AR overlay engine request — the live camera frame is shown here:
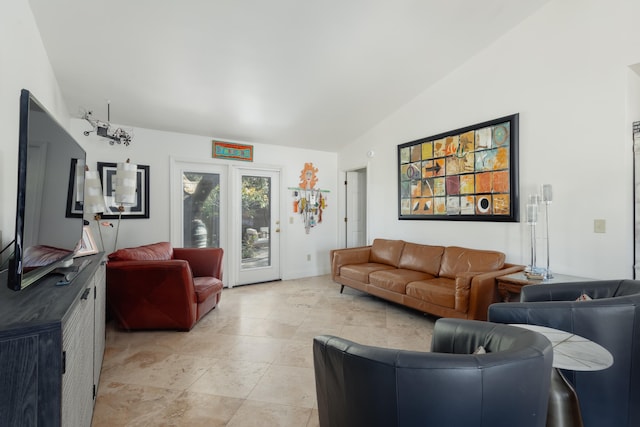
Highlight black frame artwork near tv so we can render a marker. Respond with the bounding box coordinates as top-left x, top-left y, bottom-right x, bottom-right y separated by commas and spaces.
0, 89, 87, 291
